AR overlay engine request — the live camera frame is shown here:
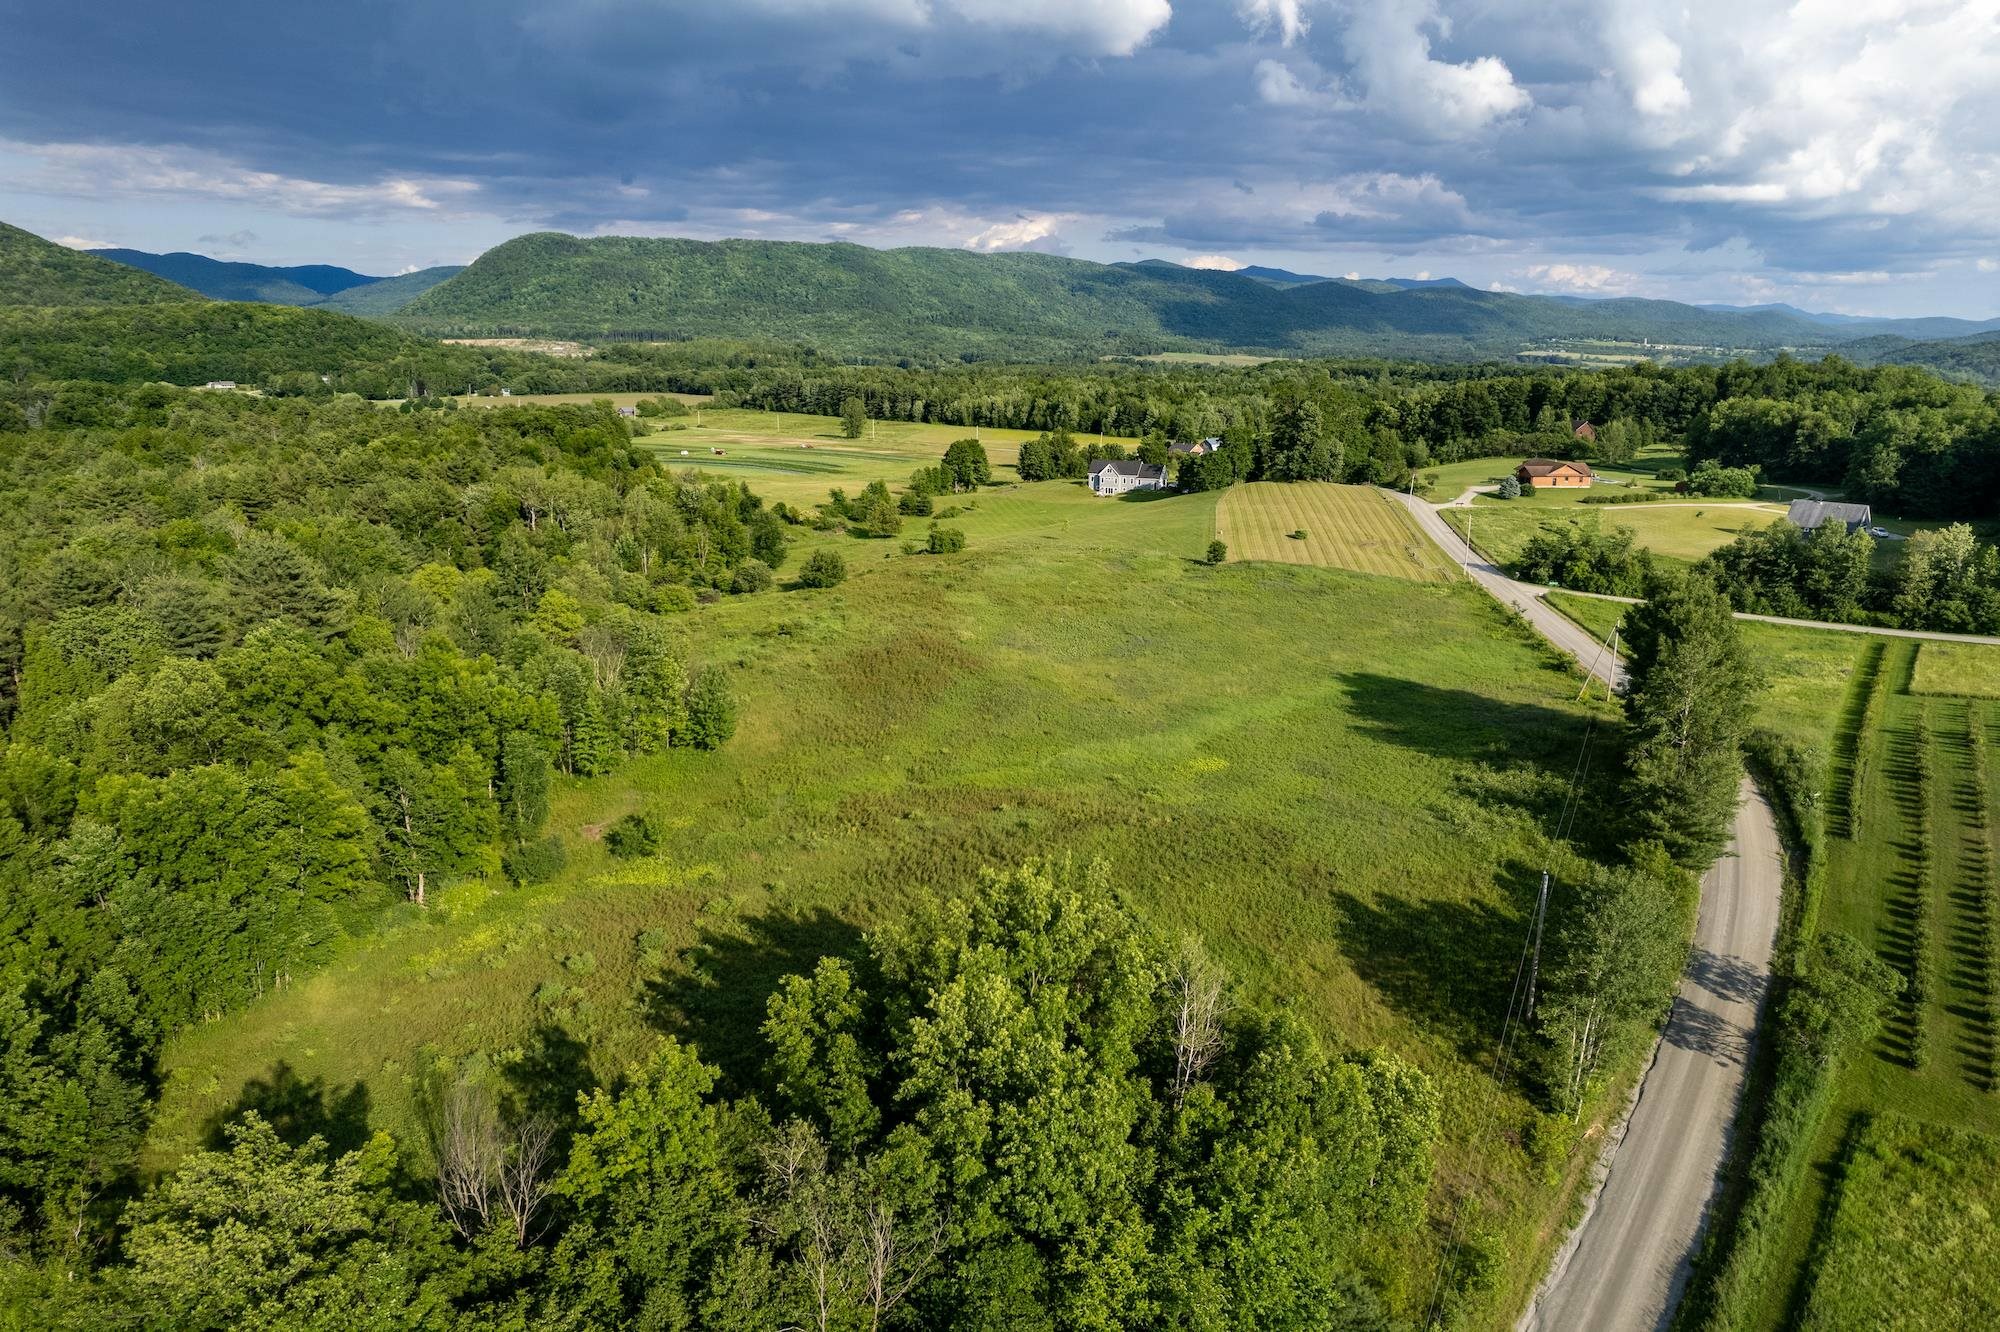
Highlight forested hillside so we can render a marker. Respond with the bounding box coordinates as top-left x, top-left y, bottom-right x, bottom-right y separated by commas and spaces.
0, 223, 199, 307
310, 264, 464, 315
86, 249, 378, 304
396, 232, 1851, 360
